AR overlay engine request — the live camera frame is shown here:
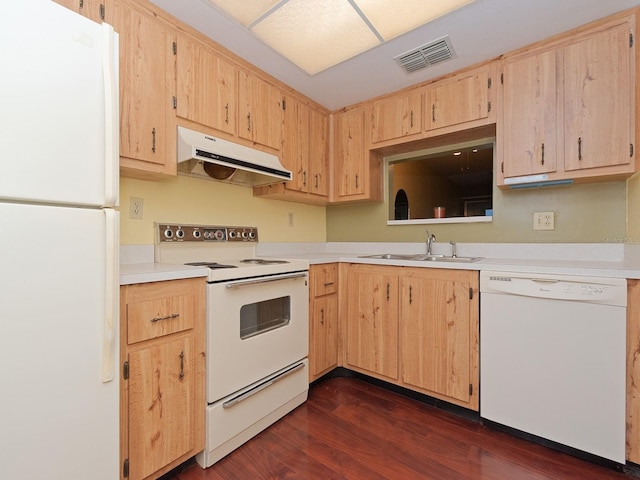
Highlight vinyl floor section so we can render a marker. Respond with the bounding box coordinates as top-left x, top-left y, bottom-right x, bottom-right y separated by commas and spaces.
168, 376, 627, 480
